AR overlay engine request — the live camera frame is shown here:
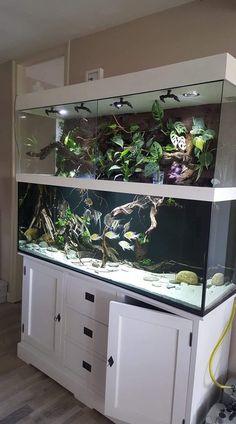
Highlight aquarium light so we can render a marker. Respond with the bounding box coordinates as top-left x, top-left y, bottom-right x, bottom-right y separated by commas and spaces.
59, 109, 68, 116
110, 97, 133, 109
182, 90, 200, 97
20, 114, 27, 119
